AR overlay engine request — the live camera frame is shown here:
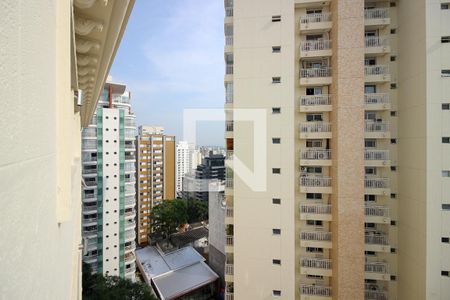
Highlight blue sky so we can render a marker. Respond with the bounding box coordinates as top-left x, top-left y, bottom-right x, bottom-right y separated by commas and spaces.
110, 0, 225, 146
